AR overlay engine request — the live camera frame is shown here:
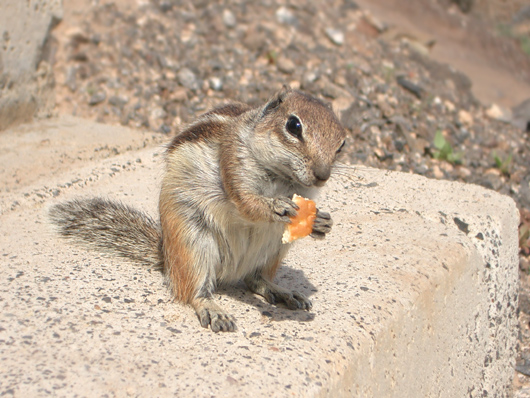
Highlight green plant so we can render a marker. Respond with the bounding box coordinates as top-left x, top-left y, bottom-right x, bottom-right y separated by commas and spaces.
86, 84, 96, 96
521, 35, 530, 56
381, 64, 395, 83
493, 152, 513, 175
266, 49, 278, 64
432, 130, 462, 164
496, 24, 530, 58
